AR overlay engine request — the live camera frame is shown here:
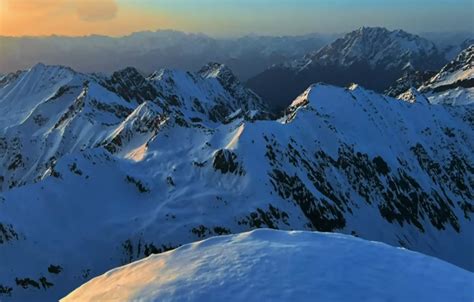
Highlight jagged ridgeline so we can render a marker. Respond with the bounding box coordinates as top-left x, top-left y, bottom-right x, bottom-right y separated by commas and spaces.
247, 27, 448, 110
0, 47, 472, 301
